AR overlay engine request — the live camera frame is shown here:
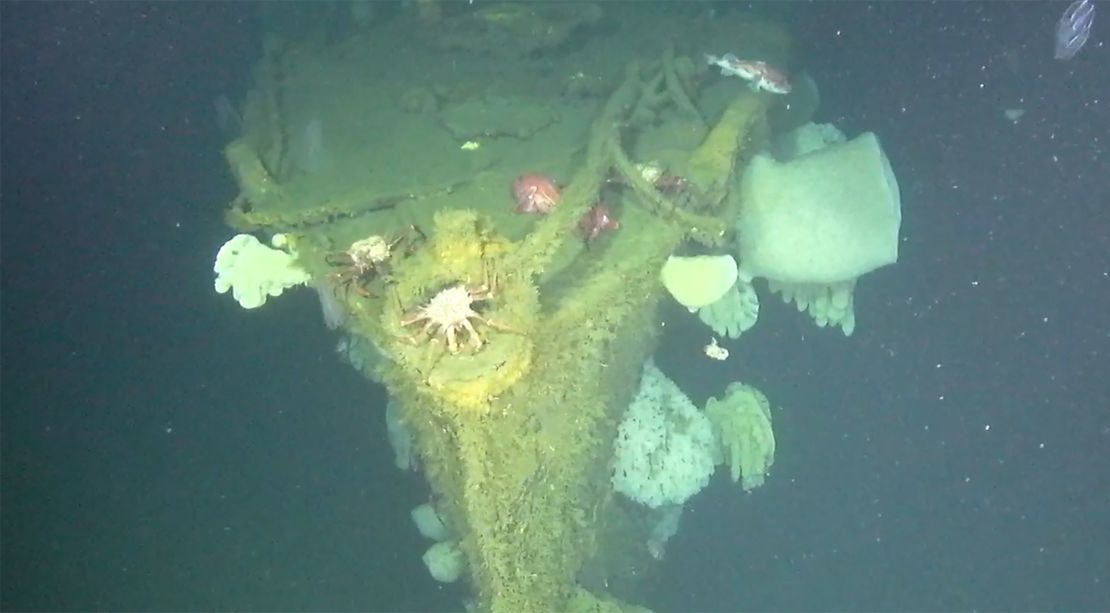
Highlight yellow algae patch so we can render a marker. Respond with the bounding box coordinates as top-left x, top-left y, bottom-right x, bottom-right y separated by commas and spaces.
384, 208, 539, 412
685, 92, 769, 208
428, 209, 510, 282
425, 333, 533, 410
